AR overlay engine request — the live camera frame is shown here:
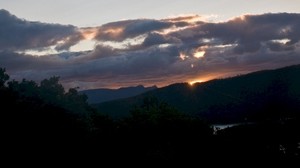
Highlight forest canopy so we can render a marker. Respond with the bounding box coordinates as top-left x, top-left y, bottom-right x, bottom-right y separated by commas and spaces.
0, 67, 299, 163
